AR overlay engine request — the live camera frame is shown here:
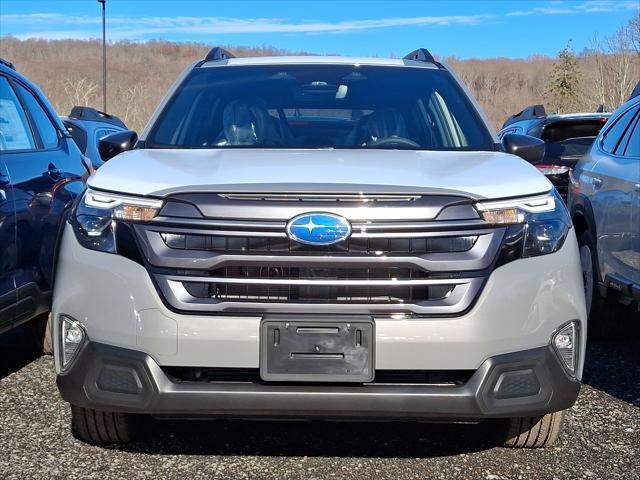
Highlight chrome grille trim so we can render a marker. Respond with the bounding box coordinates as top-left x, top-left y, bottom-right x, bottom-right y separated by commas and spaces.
135, 226, 503, 272
162, 275, 469, 287
151, 217, 488, 232
157, 230, 485, 242
153, 218, 285, 230
218, 193, 423, 202
157, 275, 484, 315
